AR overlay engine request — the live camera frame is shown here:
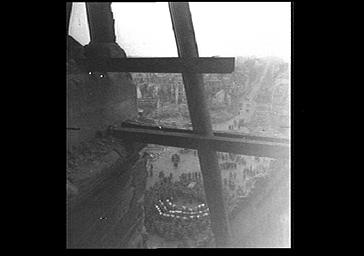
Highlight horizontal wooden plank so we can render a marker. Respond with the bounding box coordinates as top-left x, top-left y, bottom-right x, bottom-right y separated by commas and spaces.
107, 127, 290, 159
119, 121, 290, 144
77, 57, 235, 73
